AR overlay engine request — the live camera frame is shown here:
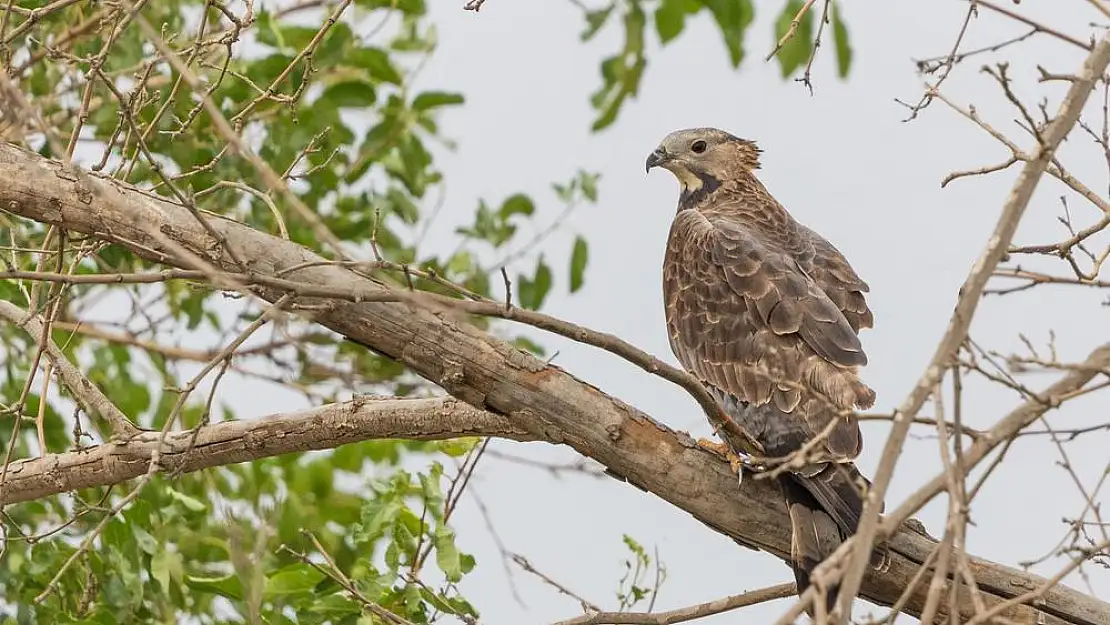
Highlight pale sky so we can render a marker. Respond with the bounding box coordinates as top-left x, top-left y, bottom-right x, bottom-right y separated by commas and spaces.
188, 0, 1110, 622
